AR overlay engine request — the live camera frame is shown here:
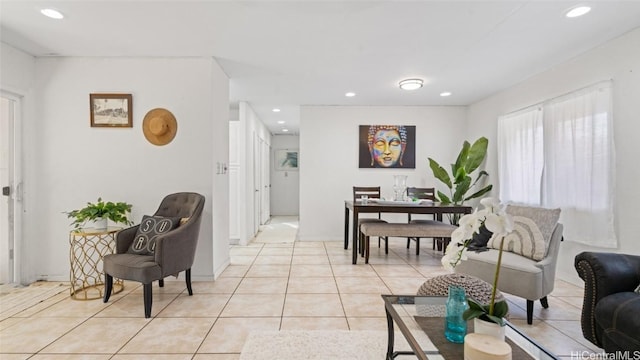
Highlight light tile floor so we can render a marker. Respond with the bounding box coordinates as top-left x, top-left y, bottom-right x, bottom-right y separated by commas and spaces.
0, 216, 601, 359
